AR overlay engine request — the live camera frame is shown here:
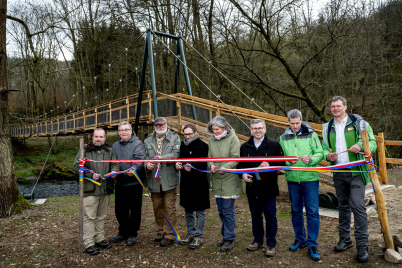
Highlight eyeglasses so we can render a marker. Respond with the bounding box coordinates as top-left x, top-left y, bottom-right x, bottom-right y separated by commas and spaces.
118, 128, 131, 133
154, 123, 166, 127
183, 132, 194, 137
251, 127, 264, 131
